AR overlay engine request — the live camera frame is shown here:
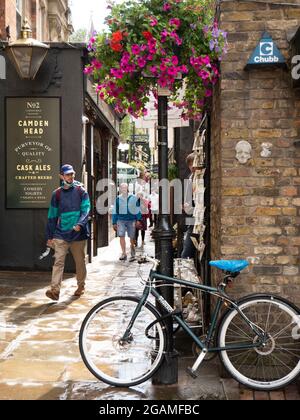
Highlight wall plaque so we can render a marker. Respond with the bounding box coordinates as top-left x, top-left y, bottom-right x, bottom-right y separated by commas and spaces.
245, 32, 286, 70
6, 97, 61, 208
